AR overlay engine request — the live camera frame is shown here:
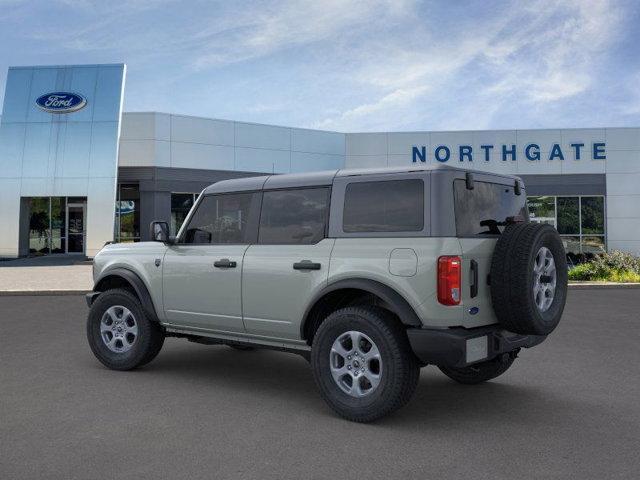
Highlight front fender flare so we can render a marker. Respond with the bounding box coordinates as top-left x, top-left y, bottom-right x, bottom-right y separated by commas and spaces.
92, 267, 159, 321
